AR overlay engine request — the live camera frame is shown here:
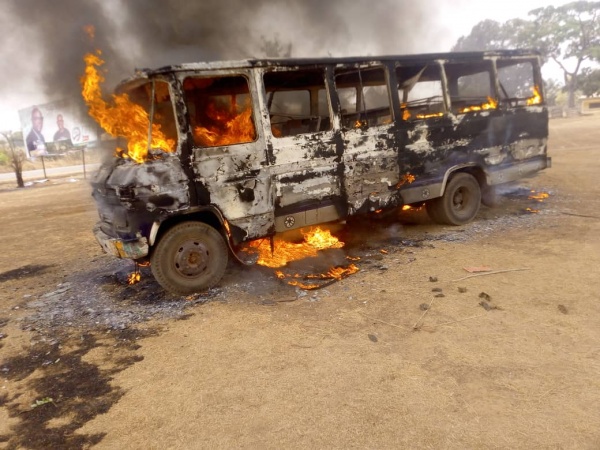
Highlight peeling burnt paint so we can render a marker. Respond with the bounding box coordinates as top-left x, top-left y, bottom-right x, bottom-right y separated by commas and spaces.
92, 151, 190, 258
93, 49, 550, 271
